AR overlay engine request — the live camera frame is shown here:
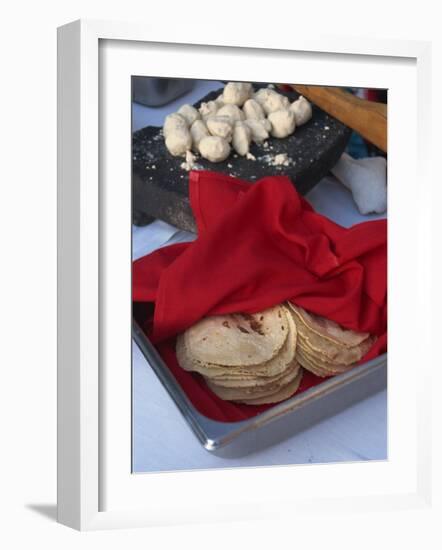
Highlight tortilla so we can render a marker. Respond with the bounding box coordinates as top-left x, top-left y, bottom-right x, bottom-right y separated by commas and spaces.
290, 314, 372, 365
297, 332, 375, 366
288, 303, 370, 348
183, 305, 289, 366
207, 365, 295, 388
177, 306, 296, 379
295, 352, 330, 377
237, 369, 303, 405
297, 334, 375, 370
206, 361, 300, 400
296, 347, 356, 377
